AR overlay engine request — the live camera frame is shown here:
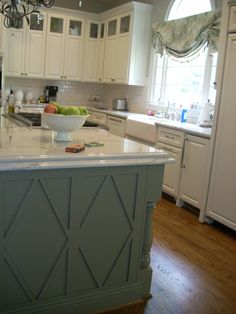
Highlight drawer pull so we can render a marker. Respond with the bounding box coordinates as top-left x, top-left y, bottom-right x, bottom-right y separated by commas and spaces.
166, 135, 175, 140
109, 117, 122, 123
